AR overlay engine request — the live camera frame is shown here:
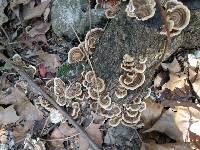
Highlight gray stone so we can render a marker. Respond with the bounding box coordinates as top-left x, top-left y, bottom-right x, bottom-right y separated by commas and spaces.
51, 0, 106, 38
